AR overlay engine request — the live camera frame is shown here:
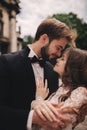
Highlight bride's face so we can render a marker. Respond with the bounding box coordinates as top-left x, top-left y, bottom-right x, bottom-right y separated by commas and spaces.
53, 52, 68, 76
